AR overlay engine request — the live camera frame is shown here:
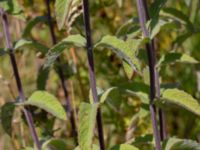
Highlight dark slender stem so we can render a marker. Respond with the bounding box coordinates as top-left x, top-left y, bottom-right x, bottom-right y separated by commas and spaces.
0, 8, 41, 150
136, 0, 164, 149
82, 1, 105, 150
45, 0, 78, 144
141, 0, 167, 141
